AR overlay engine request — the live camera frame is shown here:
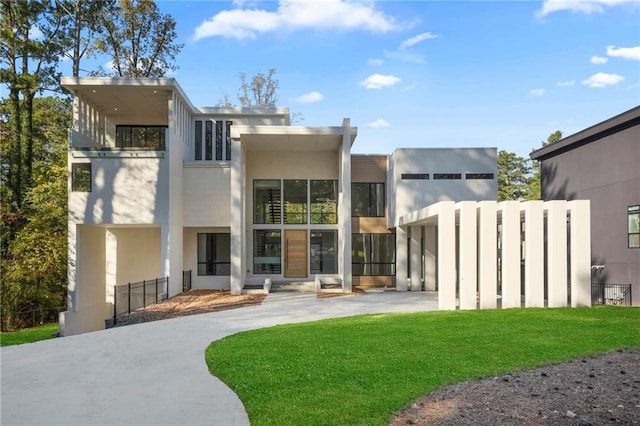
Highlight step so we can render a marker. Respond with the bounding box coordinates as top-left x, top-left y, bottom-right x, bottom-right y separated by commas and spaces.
270, 281, 316, 292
